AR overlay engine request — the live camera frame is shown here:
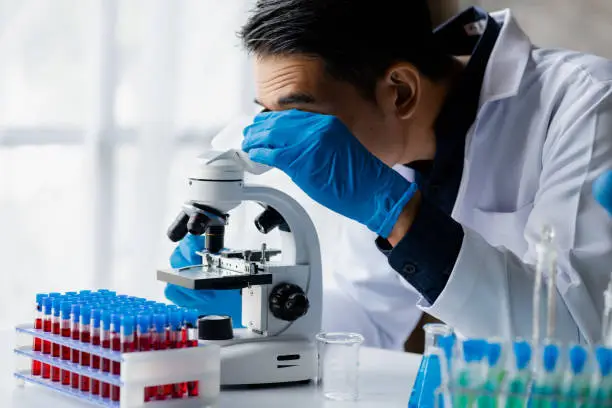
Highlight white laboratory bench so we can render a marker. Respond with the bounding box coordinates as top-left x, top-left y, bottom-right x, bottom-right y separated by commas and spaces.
3, 330, 420, 408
